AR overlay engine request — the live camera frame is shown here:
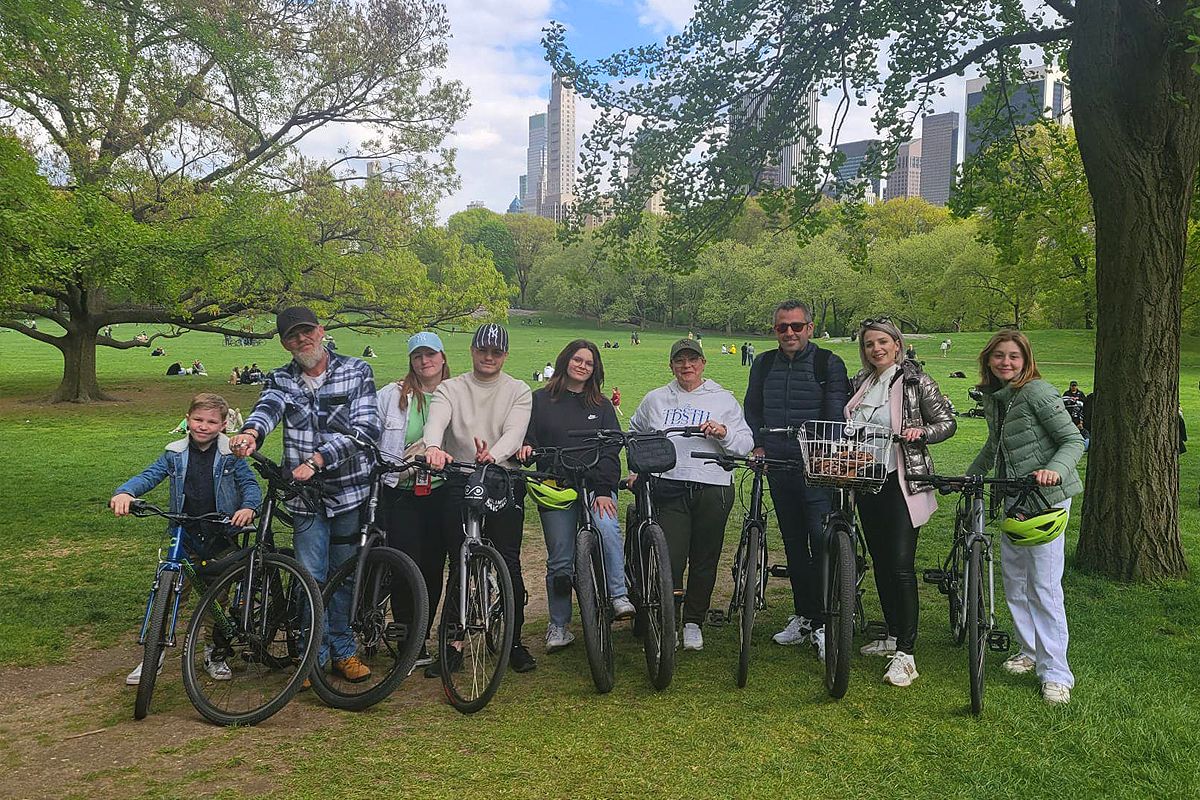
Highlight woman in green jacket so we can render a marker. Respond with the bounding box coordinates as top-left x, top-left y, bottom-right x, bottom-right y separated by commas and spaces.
968, 330, 1084, 706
